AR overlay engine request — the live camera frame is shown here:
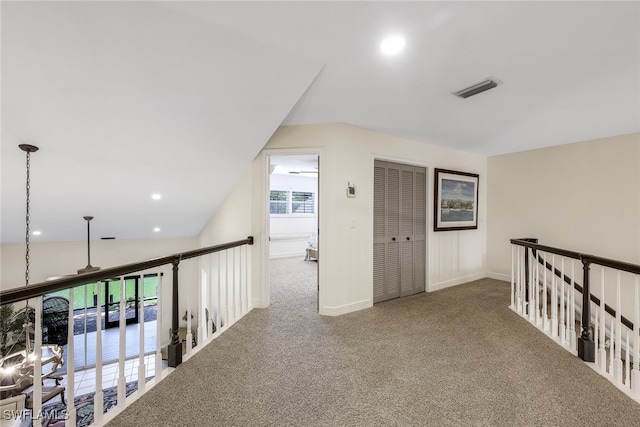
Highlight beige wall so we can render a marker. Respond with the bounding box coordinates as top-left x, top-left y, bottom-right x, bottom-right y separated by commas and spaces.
197, 167, 258, 321
487, 132, 640, 275
202, 123, 488, 315
487, 132, 640, 316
